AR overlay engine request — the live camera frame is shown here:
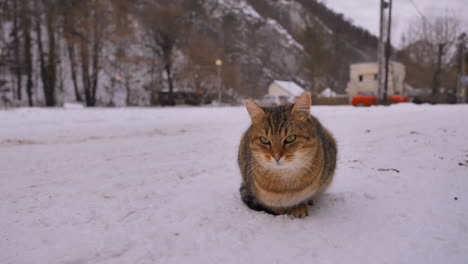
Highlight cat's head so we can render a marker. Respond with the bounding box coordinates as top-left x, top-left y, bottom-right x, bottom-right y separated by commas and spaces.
244, 92, 318, 170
